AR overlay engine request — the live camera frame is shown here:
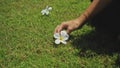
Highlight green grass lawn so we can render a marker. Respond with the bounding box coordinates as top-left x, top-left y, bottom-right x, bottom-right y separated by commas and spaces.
0, 0, 120, 68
